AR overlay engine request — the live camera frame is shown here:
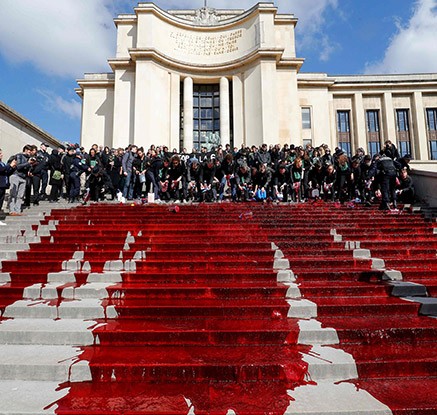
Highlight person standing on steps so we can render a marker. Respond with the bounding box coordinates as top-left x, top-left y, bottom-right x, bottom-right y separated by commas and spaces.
380, 139, 400, 160
376, 154, 401, 211
122, 145, 138, 201
36, 143, 50, 200
0, 148, 17, 221
68, 152, 91, 203
8, 145, 37, 216
48, 148, 64, 203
